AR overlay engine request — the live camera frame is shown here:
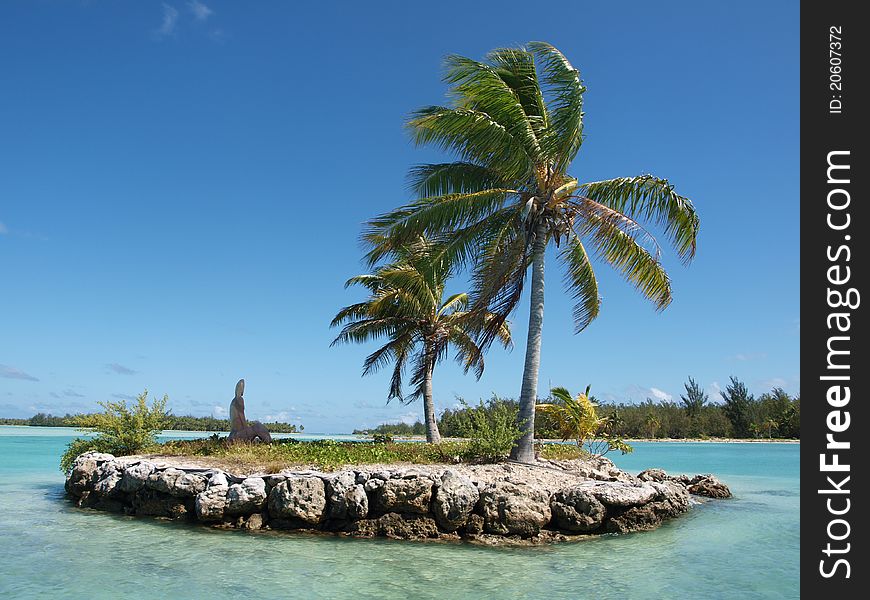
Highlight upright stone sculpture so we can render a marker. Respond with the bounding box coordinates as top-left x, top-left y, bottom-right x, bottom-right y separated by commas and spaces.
227, 379, 272, 443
